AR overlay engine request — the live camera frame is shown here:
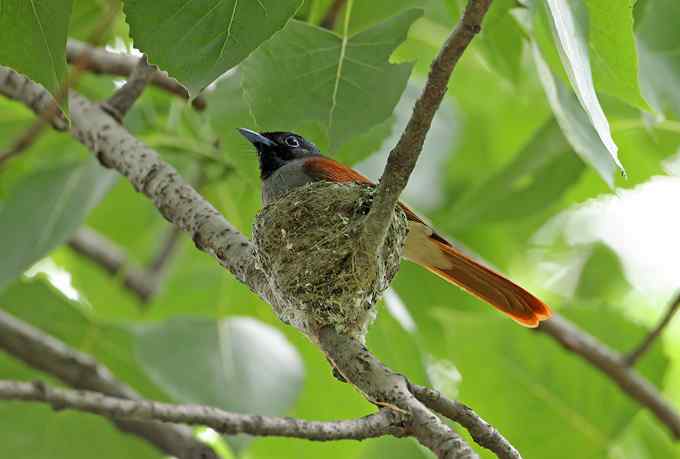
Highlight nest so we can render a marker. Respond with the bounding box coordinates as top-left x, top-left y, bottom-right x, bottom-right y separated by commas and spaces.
253, 181, 408, 341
